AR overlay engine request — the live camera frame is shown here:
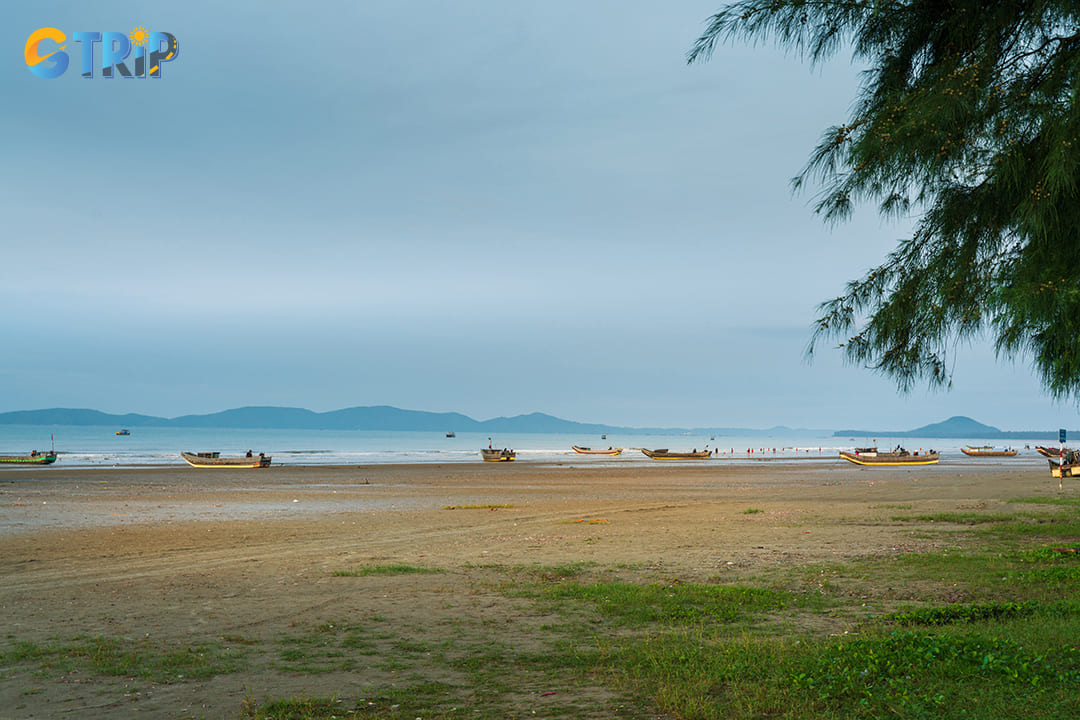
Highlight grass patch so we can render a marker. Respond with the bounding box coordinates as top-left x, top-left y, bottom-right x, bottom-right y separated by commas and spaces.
0, 635, 245, 682
273, 622, 386, 674
742, 508, 763, 514
890, 512, 1017, 524
332, 563, 443, 577
244, 684, 461, 719
1012, 496, 1080, 507
532, 581, 801, 628
882, 600, 1044, 626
